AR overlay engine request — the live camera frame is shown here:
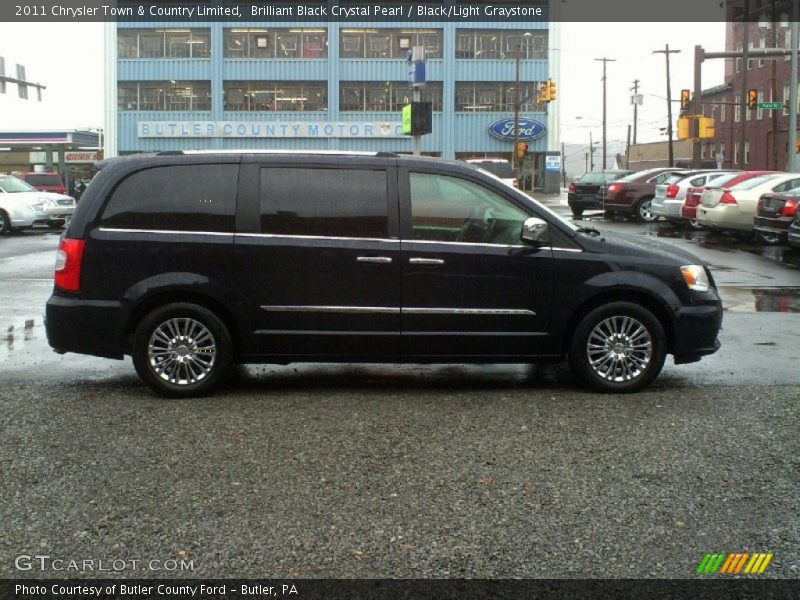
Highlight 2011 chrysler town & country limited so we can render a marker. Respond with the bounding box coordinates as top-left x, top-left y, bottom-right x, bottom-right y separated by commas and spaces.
45, 151, 722, 397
